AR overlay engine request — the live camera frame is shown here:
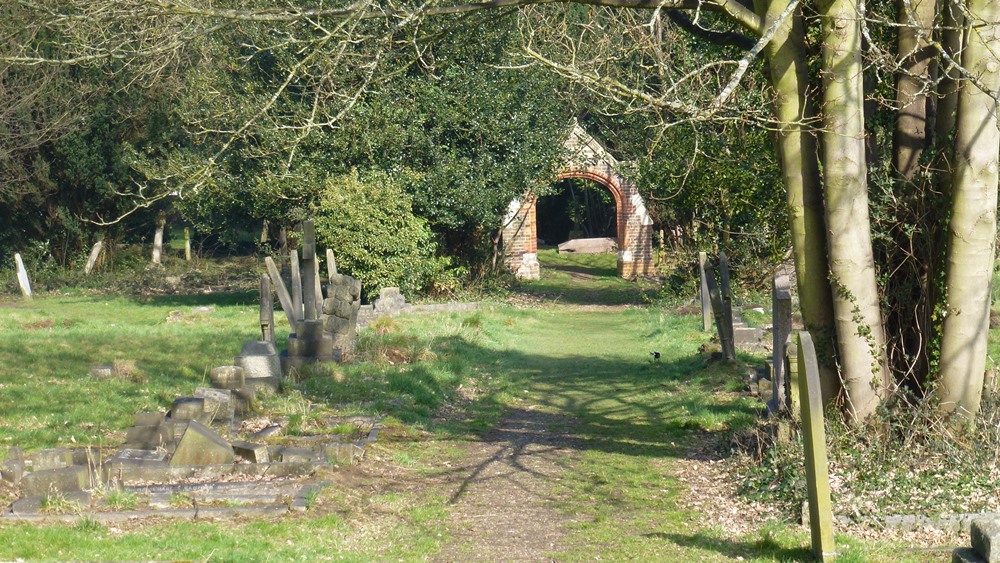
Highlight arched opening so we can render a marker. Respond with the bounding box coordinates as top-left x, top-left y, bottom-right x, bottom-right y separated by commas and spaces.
536, 177, 618, 247
502, 123, 654, 280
